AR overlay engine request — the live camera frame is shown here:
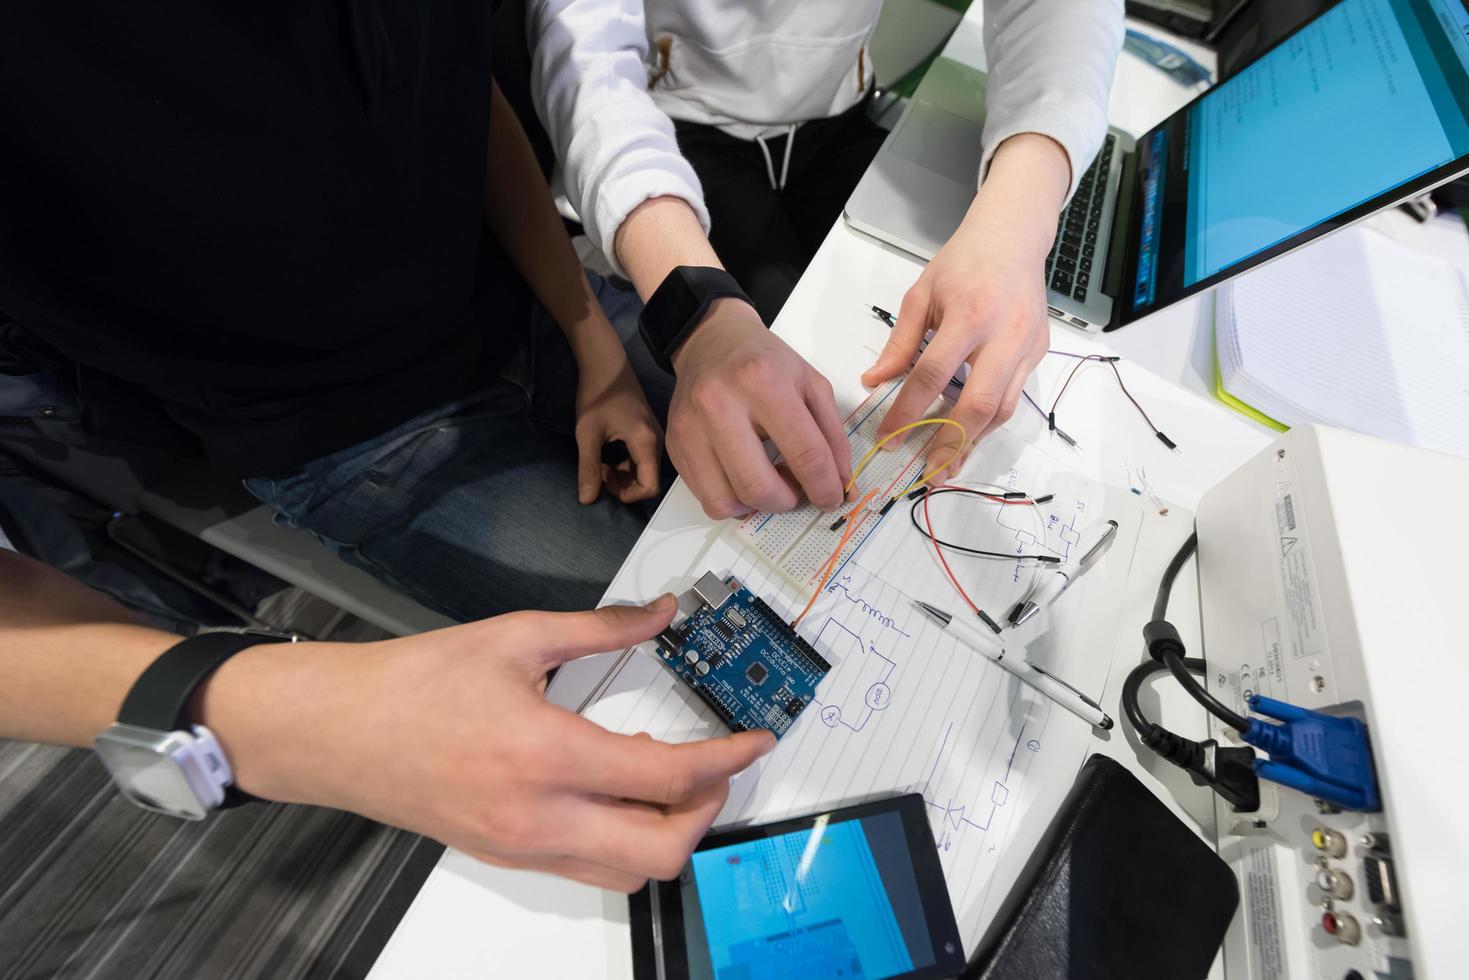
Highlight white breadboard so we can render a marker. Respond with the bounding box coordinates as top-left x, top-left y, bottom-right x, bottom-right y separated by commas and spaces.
733, 378, 942, 587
